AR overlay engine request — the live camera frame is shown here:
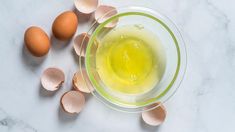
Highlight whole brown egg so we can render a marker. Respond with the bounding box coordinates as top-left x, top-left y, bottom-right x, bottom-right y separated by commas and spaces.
52, 11, 78, 41
24, 26, 50, 57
